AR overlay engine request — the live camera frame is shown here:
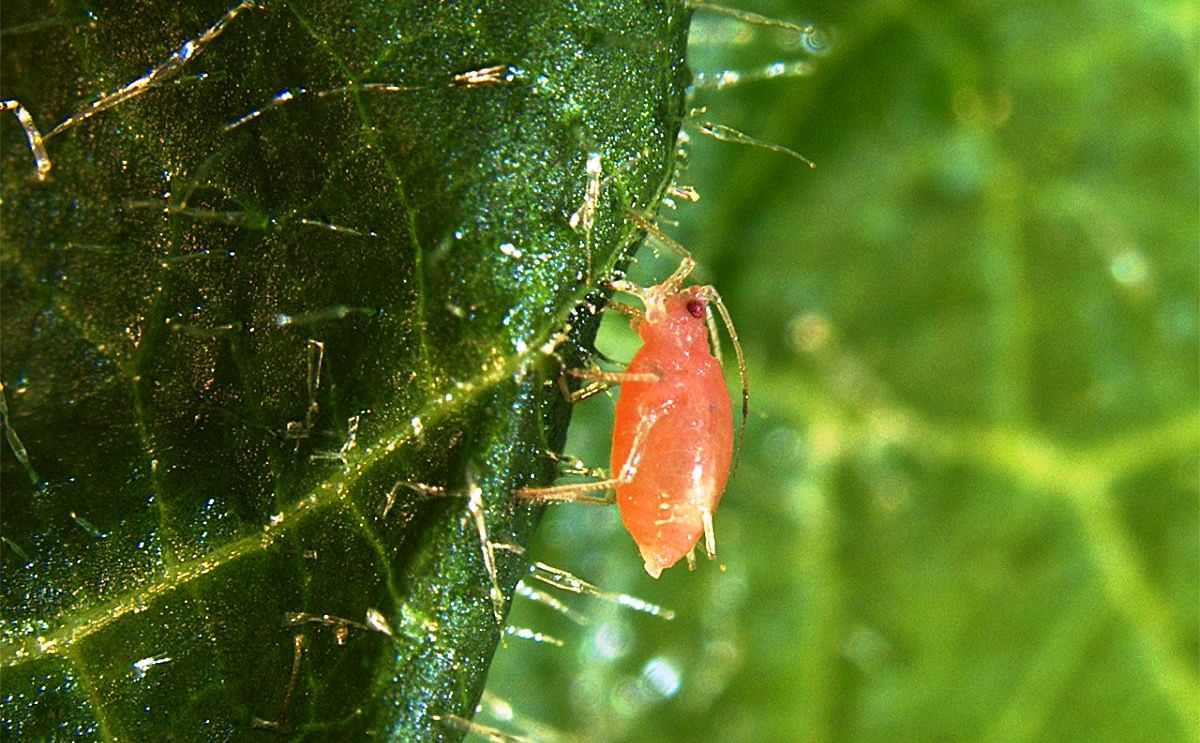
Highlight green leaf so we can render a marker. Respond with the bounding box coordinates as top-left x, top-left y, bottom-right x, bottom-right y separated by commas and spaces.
1, 1, 690, 739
